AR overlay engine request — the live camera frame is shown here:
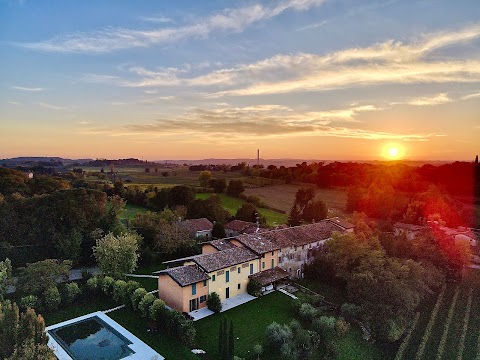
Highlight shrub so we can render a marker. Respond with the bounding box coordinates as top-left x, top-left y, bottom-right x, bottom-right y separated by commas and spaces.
335, 317, 351, 338
149, 299, 167, 322
101, 276, 115, 296
131, 288, 147, 311
177, 318, 196, 347
138, 293, 156, 318
64, 282, 81, 304
43, 286, 61, 310
20, 295, 38, 310
112, 280, 127, 303
298, 303, 316, 324
86, 276, 100, 293
247, 280, 262, 297
206, 292, 222, 313
124, 280, 141, 308
340, 303, 361, 321
265, 322, 293, 348
81, 269, 93, 281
